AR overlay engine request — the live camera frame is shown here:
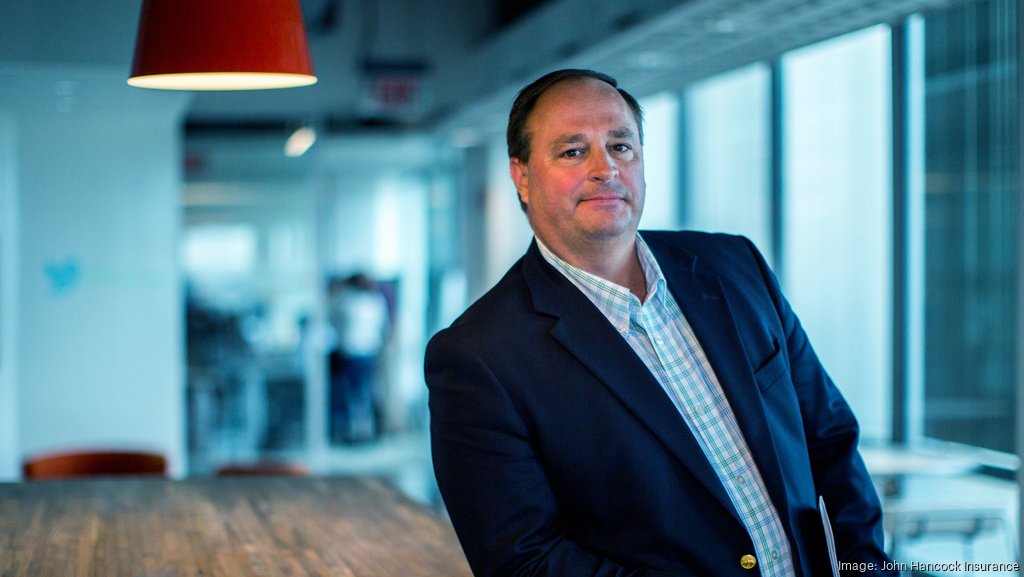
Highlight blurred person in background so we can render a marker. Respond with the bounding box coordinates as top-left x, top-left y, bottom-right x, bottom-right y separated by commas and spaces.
328, 272, 390, 444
